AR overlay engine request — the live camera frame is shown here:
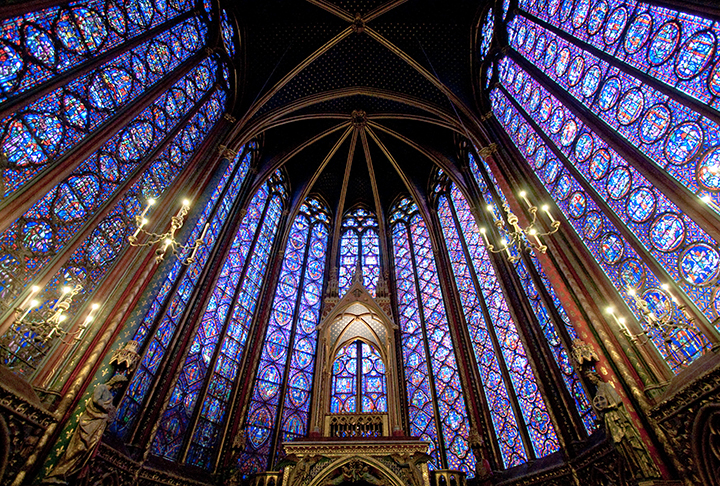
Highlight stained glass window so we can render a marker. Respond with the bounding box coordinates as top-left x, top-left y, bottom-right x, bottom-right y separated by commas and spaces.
329, 340, 387, 415
468, 152, 596, 435
220, 10, 237, 59
390, 198, 475, 476
435, 179, 560, 463
1, 58, 226, 375
338, 207, 379, 297
112, 145, 254, 439
239, 197, 329, 475
1, 16, 207, 198
152, 171, 286, 468
0, 0, 194, 103
482, 0, 719, 369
